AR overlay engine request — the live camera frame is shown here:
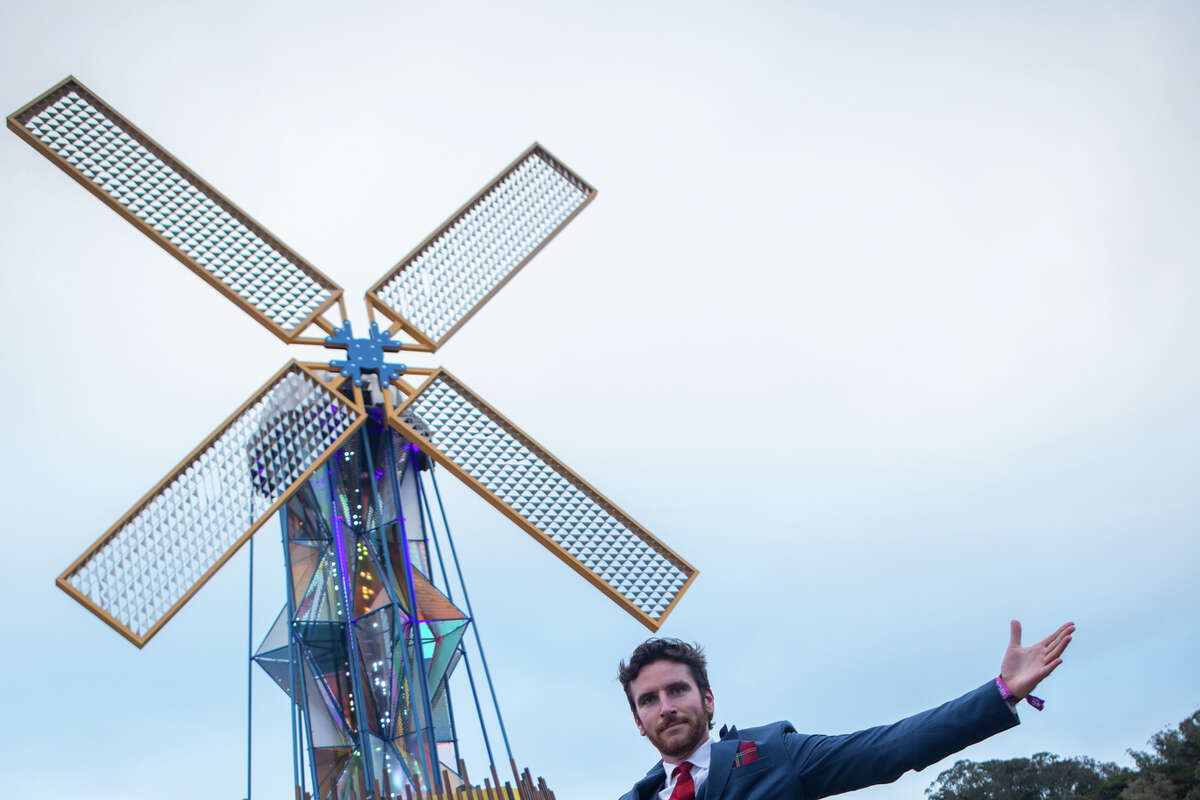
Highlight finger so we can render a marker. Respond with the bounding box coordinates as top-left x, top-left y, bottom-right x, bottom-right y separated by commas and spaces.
1040, 621, 1075, 647
1010, 620, 1022, 648
1038, 629, 1067, 658
1041, 628, 1066, 653
1039, 657, 1064, 679
1050, 625, 1076, 656
1045, 634, 1072, 662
